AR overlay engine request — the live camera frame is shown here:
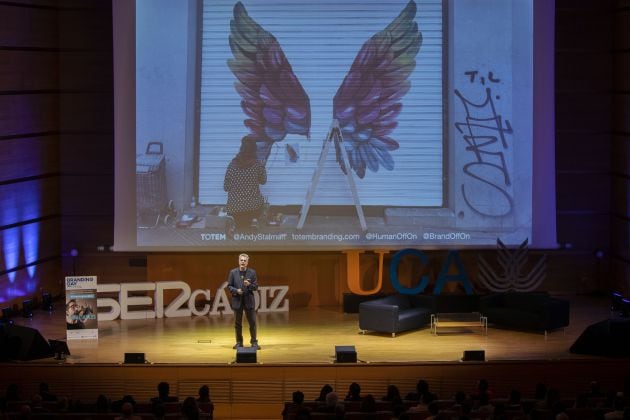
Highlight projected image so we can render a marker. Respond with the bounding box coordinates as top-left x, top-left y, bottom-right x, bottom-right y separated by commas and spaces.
135, 0, 533, 250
